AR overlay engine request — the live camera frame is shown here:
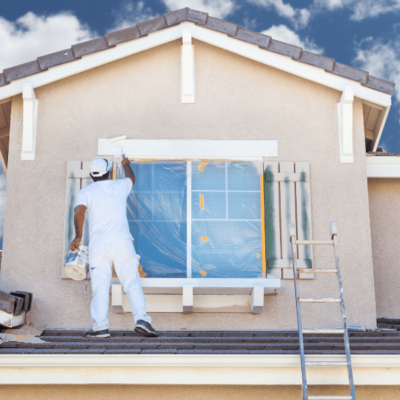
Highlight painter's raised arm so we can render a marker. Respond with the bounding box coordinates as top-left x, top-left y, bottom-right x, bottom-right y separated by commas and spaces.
121, 155, 135, 187
70, 205, 87, 251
